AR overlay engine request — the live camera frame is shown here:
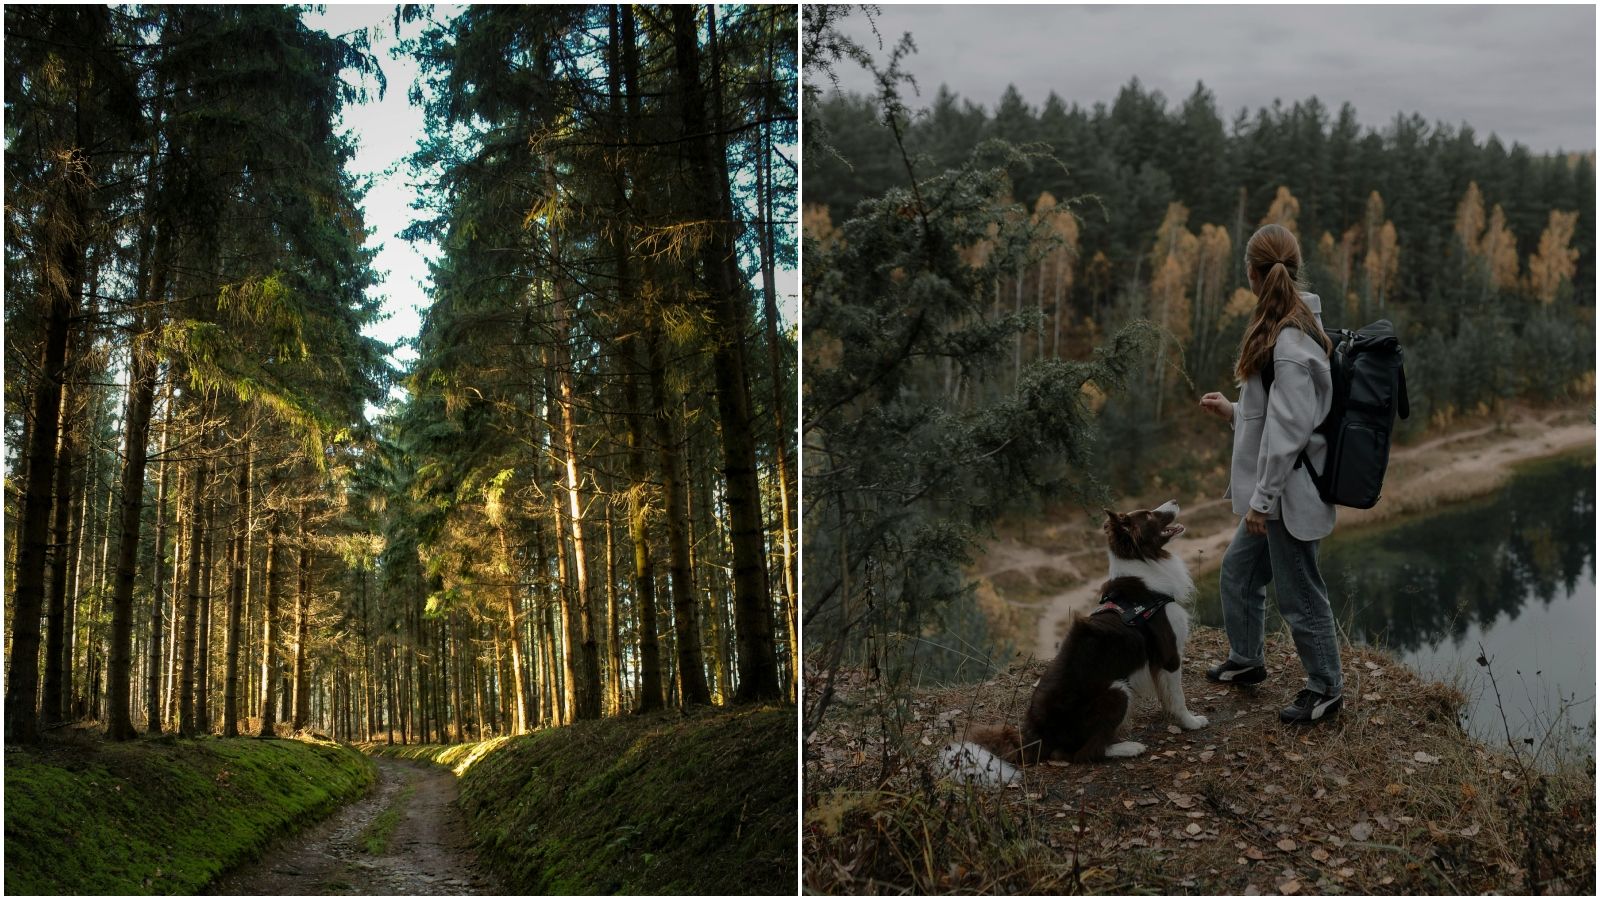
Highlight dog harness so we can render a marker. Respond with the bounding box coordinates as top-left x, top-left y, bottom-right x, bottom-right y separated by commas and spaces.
1091, 588, 1175, 628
